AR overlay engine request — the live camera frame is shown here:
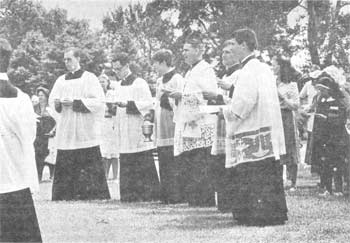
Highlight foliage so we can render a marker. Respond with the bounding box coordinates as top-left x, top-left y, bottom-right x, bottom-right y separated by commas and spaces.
1, 0, 107, 94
